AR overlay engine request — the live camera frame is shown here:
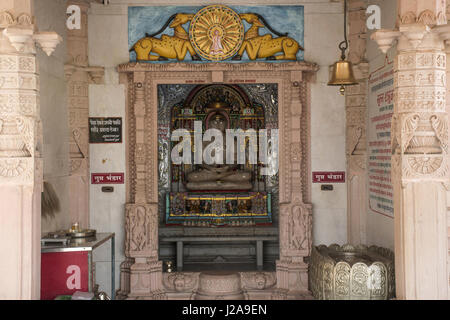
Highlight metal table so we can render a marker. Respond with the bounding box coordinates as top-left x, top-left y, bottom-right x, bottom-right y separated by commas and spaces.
41, 232, 115, 299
